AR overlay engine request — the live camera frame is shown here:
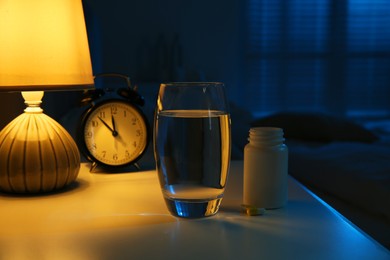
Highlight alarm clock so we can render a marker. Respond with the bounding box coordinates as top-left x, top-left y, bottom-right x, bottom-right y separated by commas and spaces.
78, 73, 150, 172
